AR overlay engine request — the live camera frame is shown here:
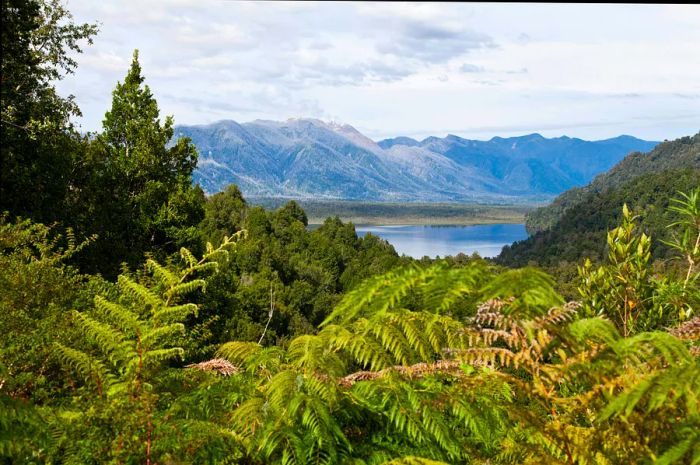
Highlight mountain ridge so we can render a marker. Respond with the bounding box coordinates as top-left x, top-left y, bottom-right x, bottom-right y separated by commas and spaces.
176, 118, 659, 201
